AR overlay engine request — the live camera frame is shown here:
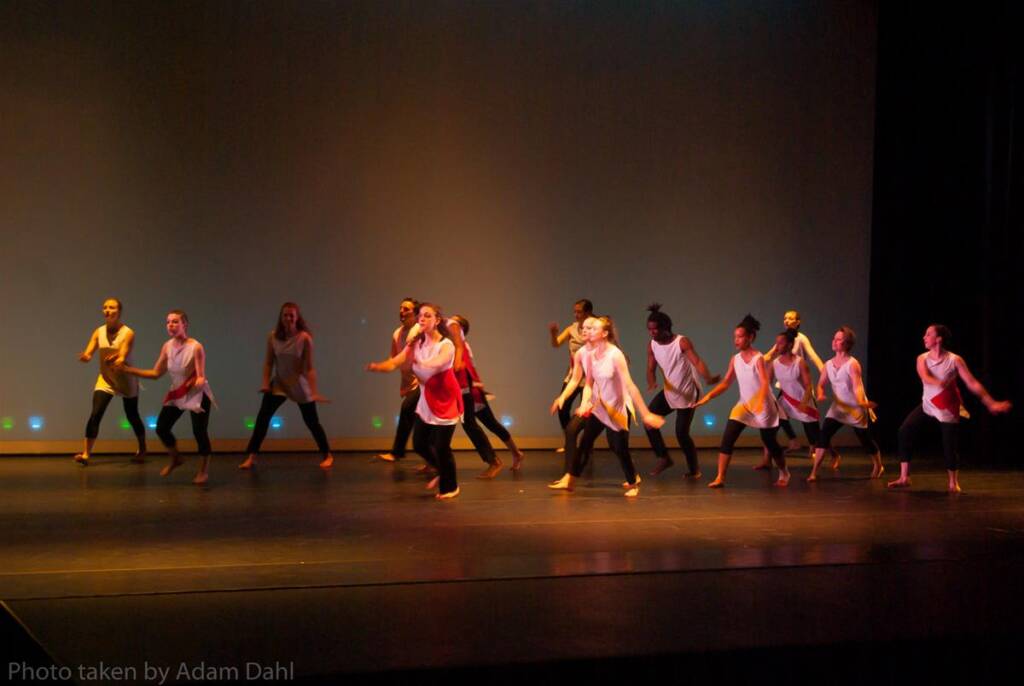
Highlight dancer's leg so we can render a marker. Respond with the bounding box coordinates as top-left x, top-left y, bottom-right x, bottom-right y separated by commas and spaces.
78, 391, 115, 464
240, 393, 286, 469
